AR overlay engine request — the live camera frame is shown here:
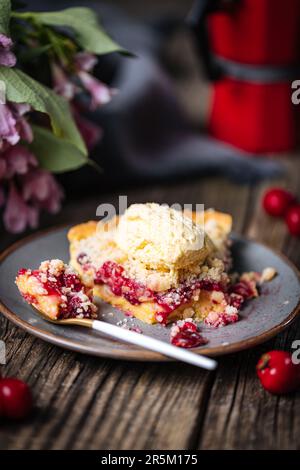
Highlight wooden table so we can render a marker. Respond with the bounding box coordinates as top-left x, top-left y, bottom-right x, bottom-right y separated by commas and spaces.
0, 155, 300, 450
